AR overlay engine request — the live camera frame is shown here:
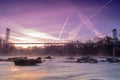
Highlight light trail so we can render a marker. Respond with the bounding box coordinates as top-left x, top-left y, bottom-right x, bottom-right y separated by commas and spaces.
69, 0, 112, 38
67, 0, 102, 39
58, 15, 69, 39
